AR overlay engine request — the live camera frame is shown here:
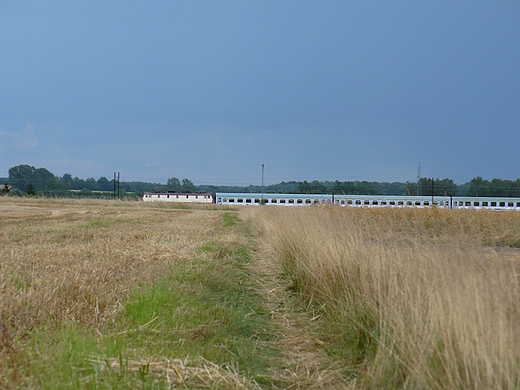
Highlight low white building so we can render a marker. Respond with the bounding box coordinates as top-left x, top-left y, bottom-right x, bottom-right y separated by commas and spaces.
142, 192, 213, 203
